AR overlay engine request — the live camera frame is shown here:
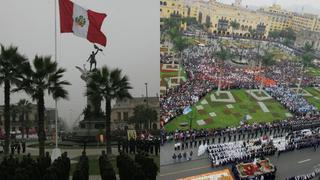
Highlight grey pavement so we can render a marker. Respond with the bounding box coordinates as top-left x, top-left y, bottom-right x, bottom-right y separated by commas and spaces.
161, 129, 287, 166
159, 147, 320, 180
